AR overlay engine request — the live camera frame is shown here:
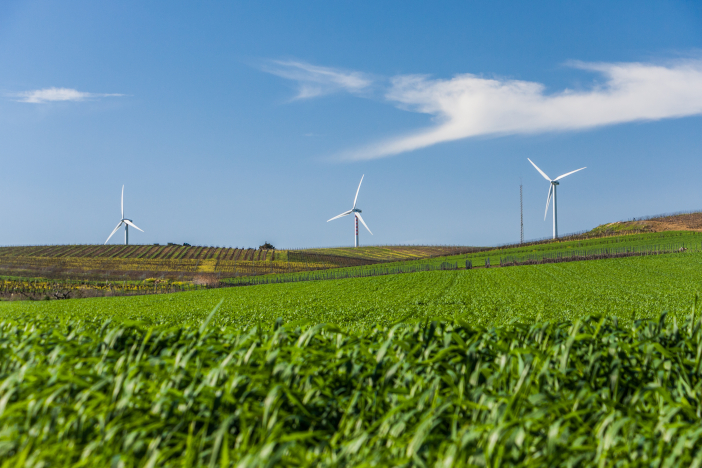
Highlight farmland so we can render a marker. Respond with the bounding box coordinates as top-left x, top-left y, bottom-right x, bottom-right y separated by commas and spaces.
3, 247, 702, 464
0, 244, 475, 263
0, 244, 281, 261
221, 230, 702, 288
302, 244, 481, 261
0, 245, 340, 282
1, 230, 700, 287
3, 229, 702, 465
0, 243, 465, 282
3, 250, 702, 329
0, 230, 699, 300
0, 277, 205, 301
441, 230, 702, 269
3, 253, 702, 464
